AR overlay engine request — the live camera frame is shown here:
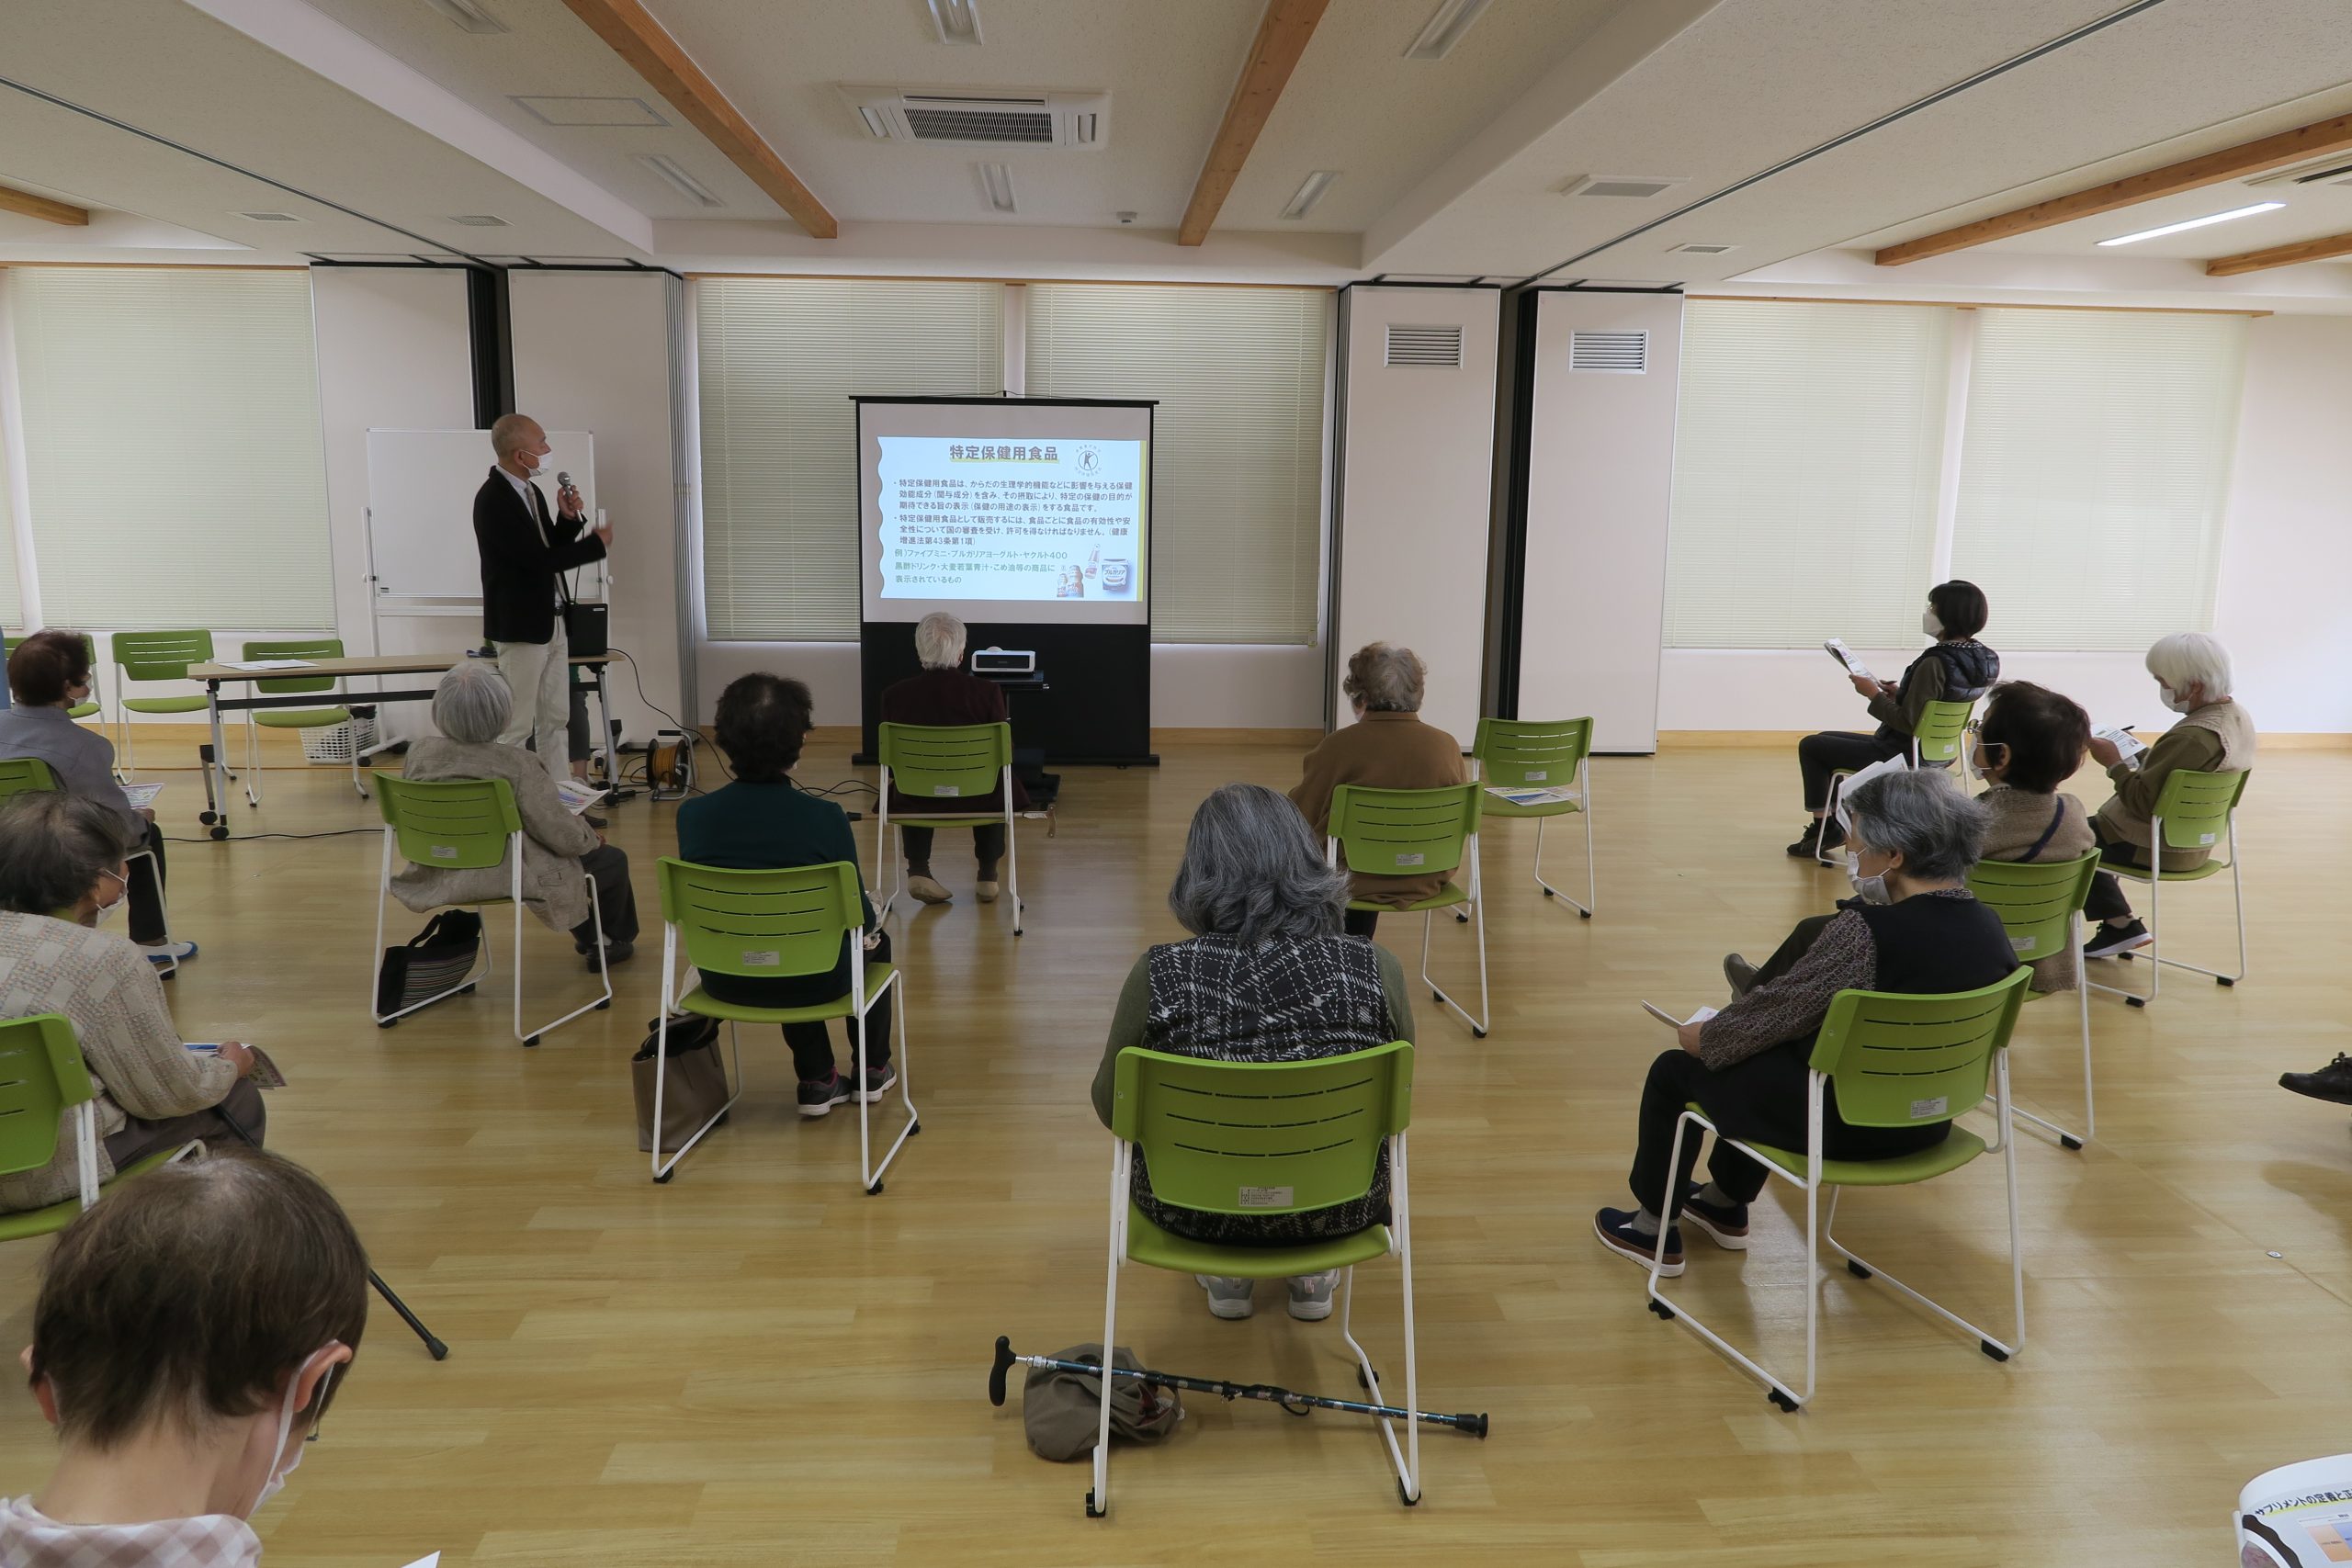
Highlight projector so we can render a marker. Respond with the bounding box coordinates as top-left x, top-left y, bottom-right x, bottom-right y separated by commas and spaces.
970, 648, 1036, 675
